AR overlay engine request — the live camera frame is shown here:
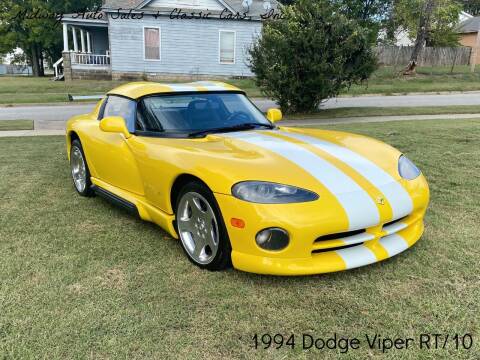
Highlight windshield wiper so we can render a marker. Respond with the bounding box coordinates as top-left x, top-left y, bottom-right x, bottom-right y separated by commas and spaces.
188, 123, 275, 138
